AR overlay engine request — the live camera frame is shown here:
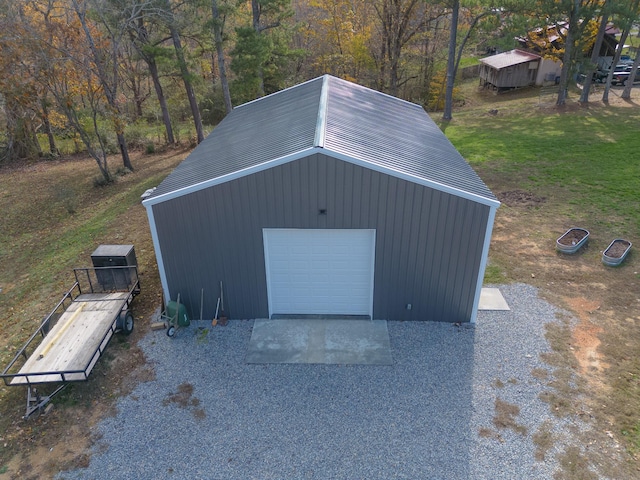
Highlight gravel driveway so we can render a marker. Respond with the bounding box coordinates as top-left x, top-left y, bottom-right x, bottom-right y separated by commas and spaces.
58, 283, 584, 479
